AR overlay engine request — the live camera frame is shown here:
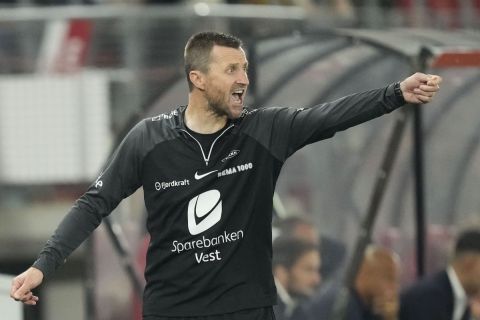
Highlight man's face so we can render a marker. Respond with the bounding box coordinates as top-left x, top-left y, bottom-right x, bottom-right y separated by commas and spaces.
286, 250, 321, 298
369, 260, 400, 317
202, 45, 249, 119
292, 224, 320, 245
465, 254, 480, 296
471, 294, 480, 318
